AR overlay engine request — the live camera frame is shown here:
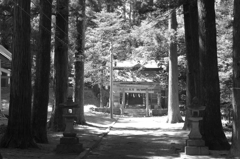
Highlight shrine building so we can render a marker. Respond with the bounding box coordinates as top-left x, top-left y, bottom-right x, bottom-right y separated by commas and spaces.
112, 61, 168, 116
